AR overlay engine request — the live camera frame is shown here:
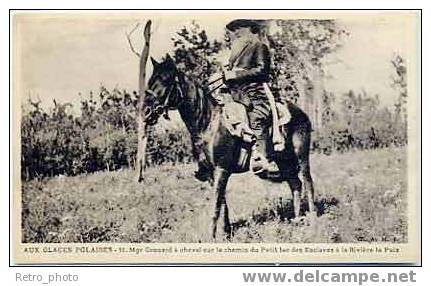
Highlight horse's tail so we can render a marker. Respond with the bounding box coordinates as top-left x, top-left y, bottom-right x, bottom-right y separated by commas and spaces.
287, 102, 313, 132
